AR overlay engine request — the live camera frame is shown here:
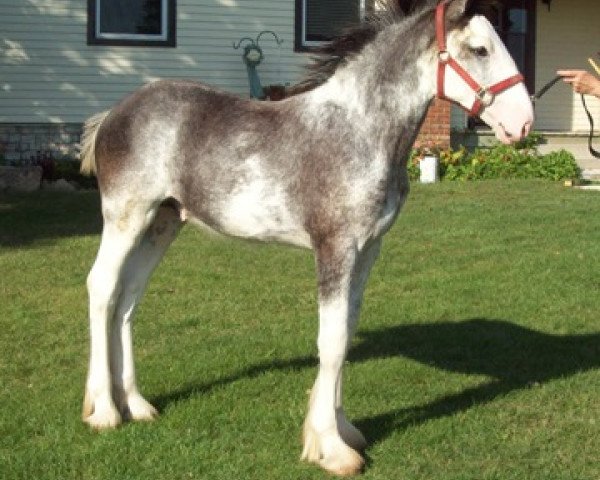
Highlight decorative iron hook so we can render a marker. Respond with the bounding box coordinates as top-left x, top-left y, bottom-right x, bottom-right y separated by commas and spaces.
233, 31, 283, 51
256, 30, 284, 48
